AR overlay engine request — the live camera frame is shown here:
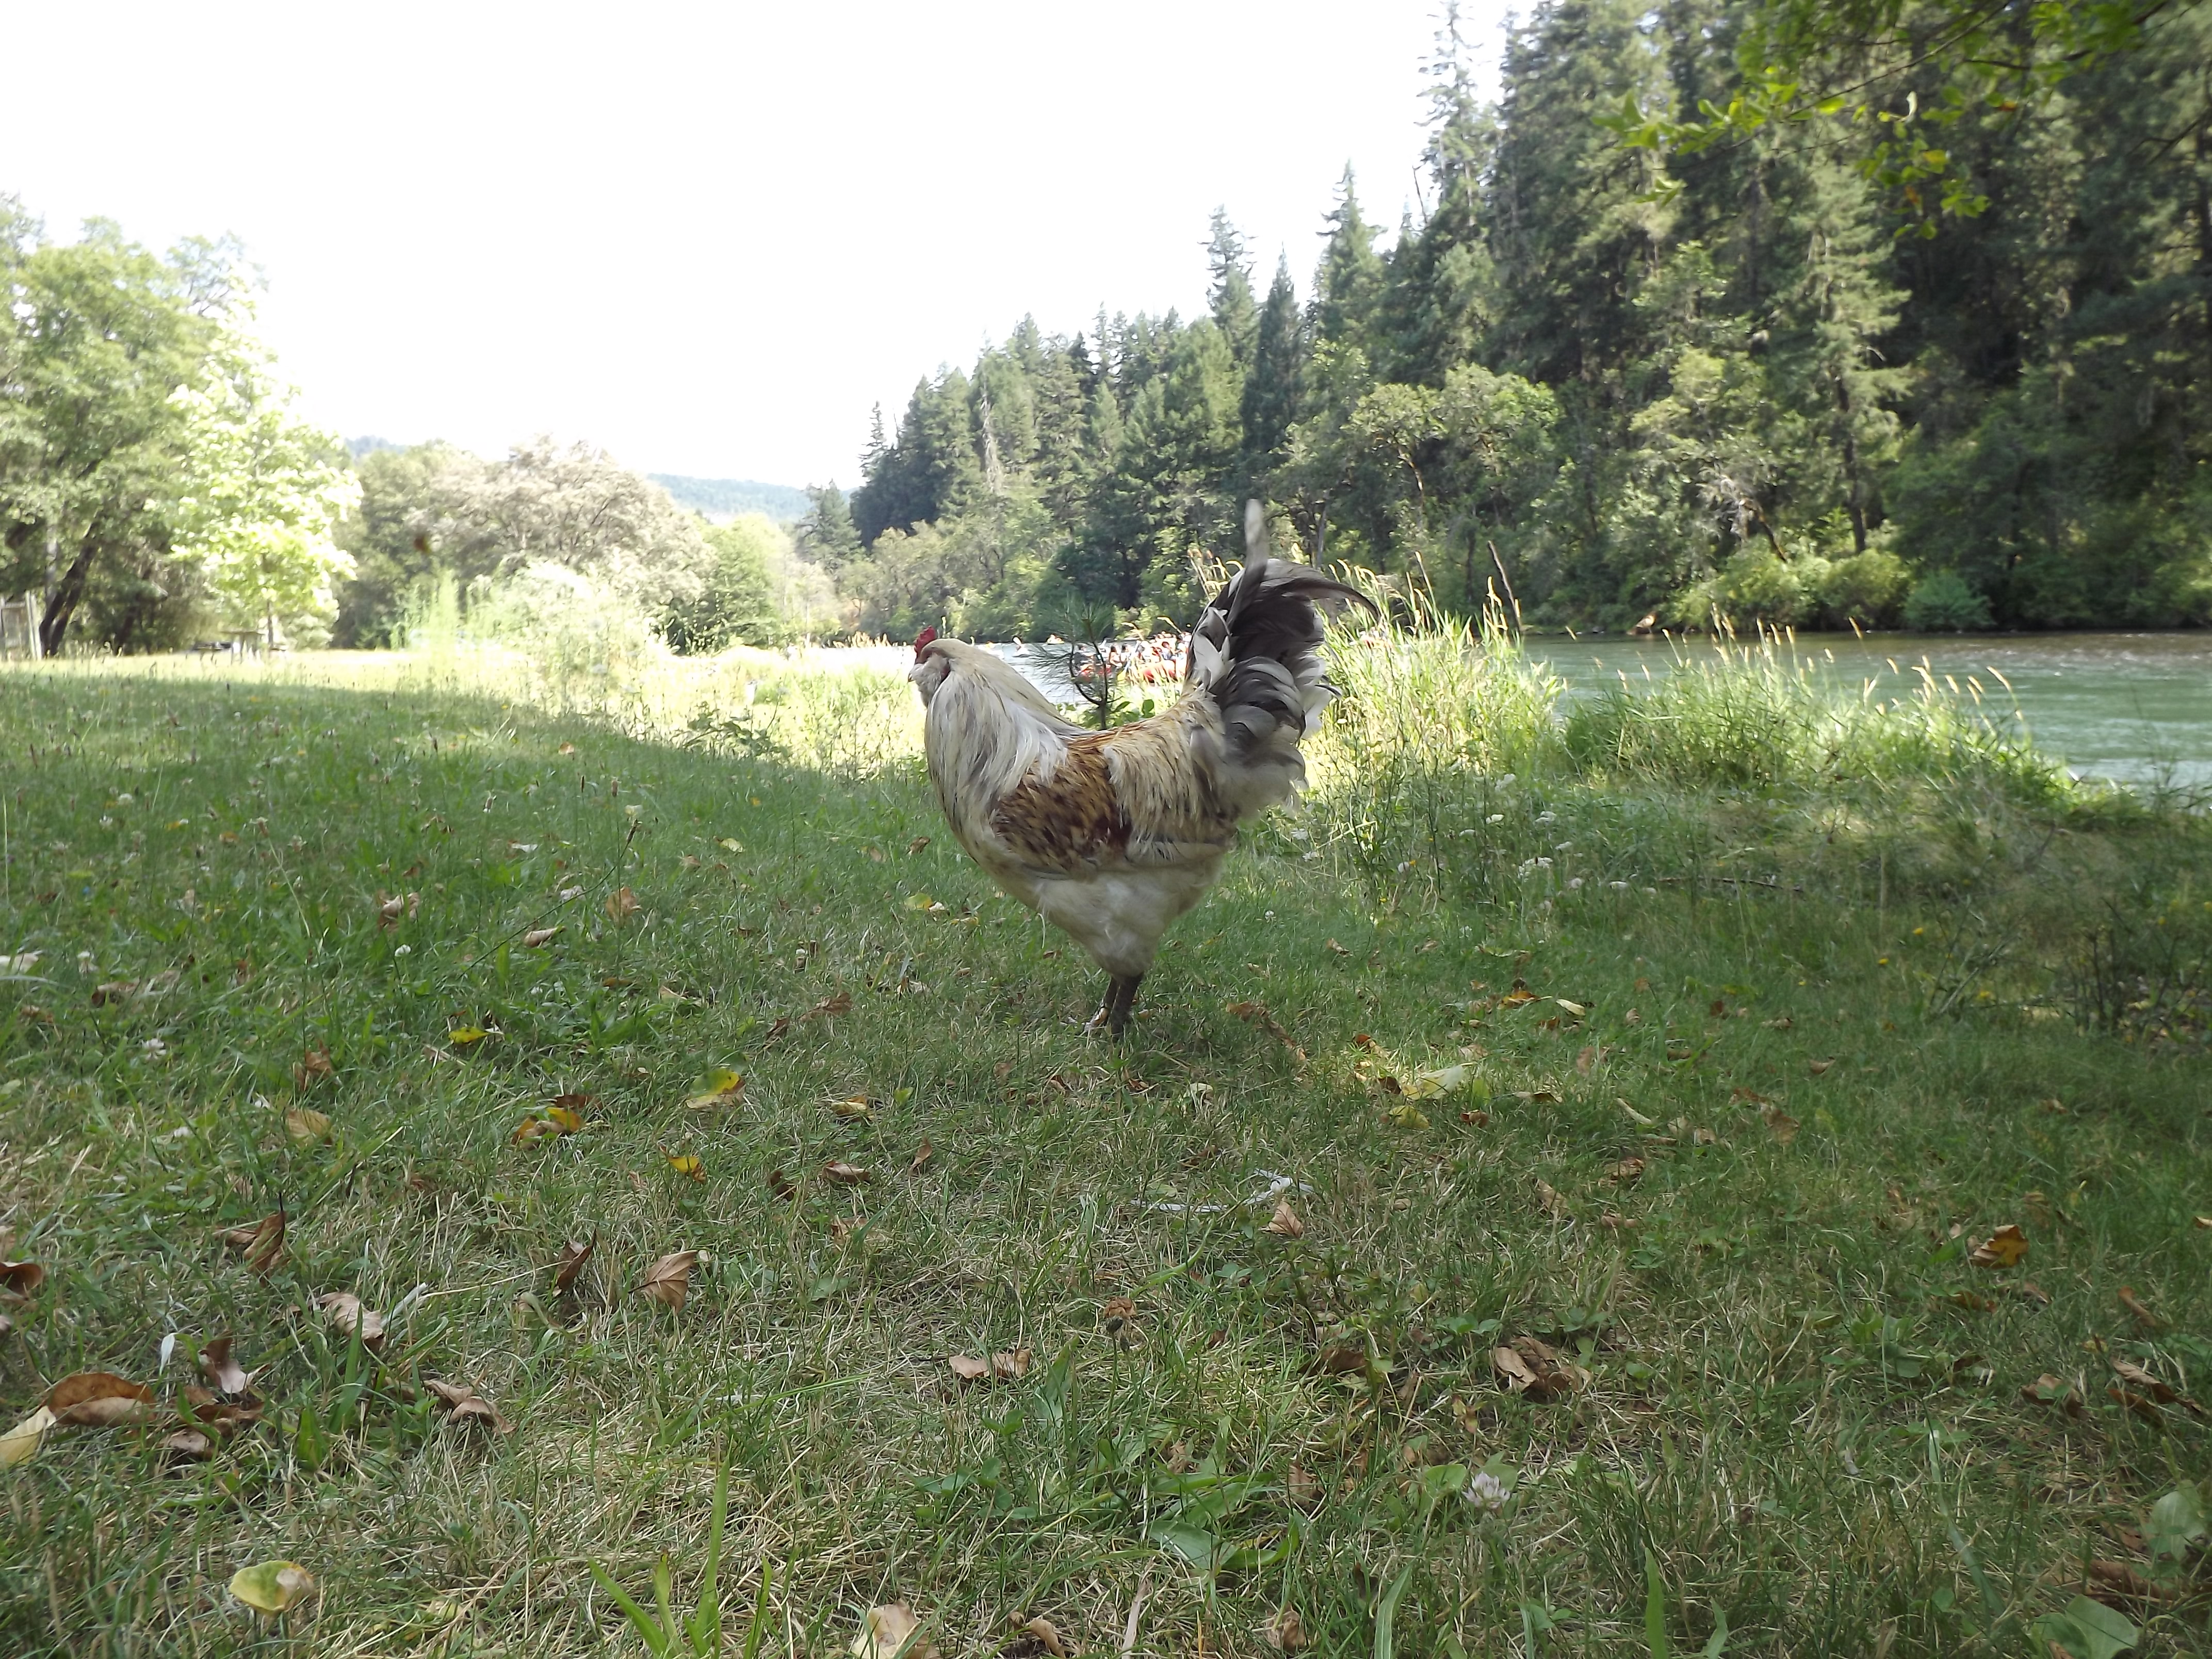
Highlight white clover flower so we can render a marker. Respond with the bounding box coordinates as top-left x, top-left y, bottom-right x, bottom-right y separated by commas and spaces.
1487, 814, 1505, 824
1467, 1470, 1510, 1514
394, 944, 413, 956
